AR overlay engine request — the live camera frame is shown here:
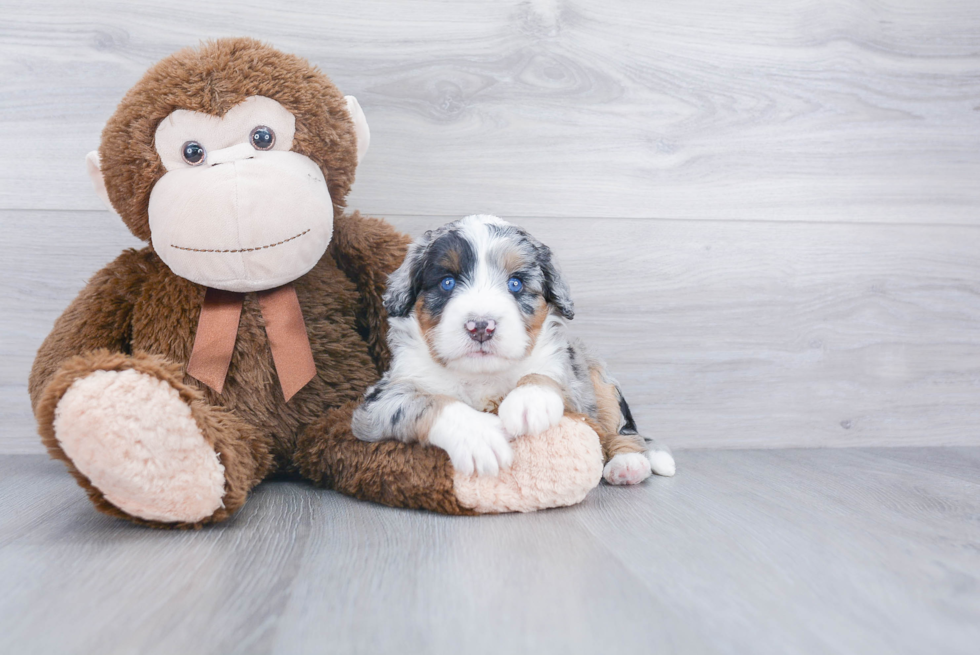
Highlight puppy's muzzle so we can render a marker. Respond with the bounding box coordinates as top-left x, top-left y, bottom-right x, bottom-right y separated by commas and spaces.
465, 318, 496, 343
